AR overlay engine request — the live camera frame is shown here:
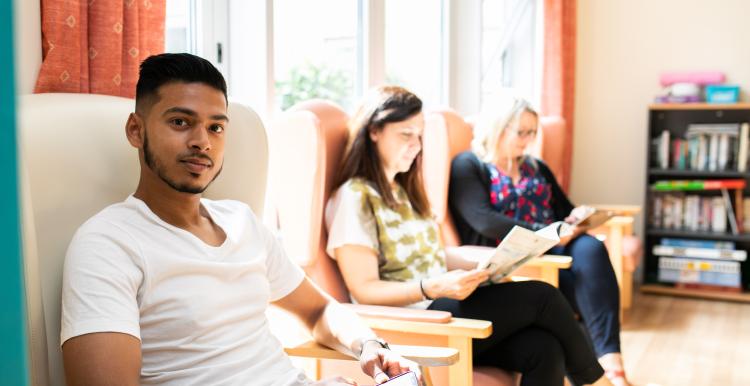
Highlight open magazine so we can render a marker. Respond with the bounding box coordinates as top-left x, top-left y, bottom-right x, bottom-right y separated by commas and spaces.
569, 205, 614, 229
476, 222, 572, 283
475, 206, 614, 283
